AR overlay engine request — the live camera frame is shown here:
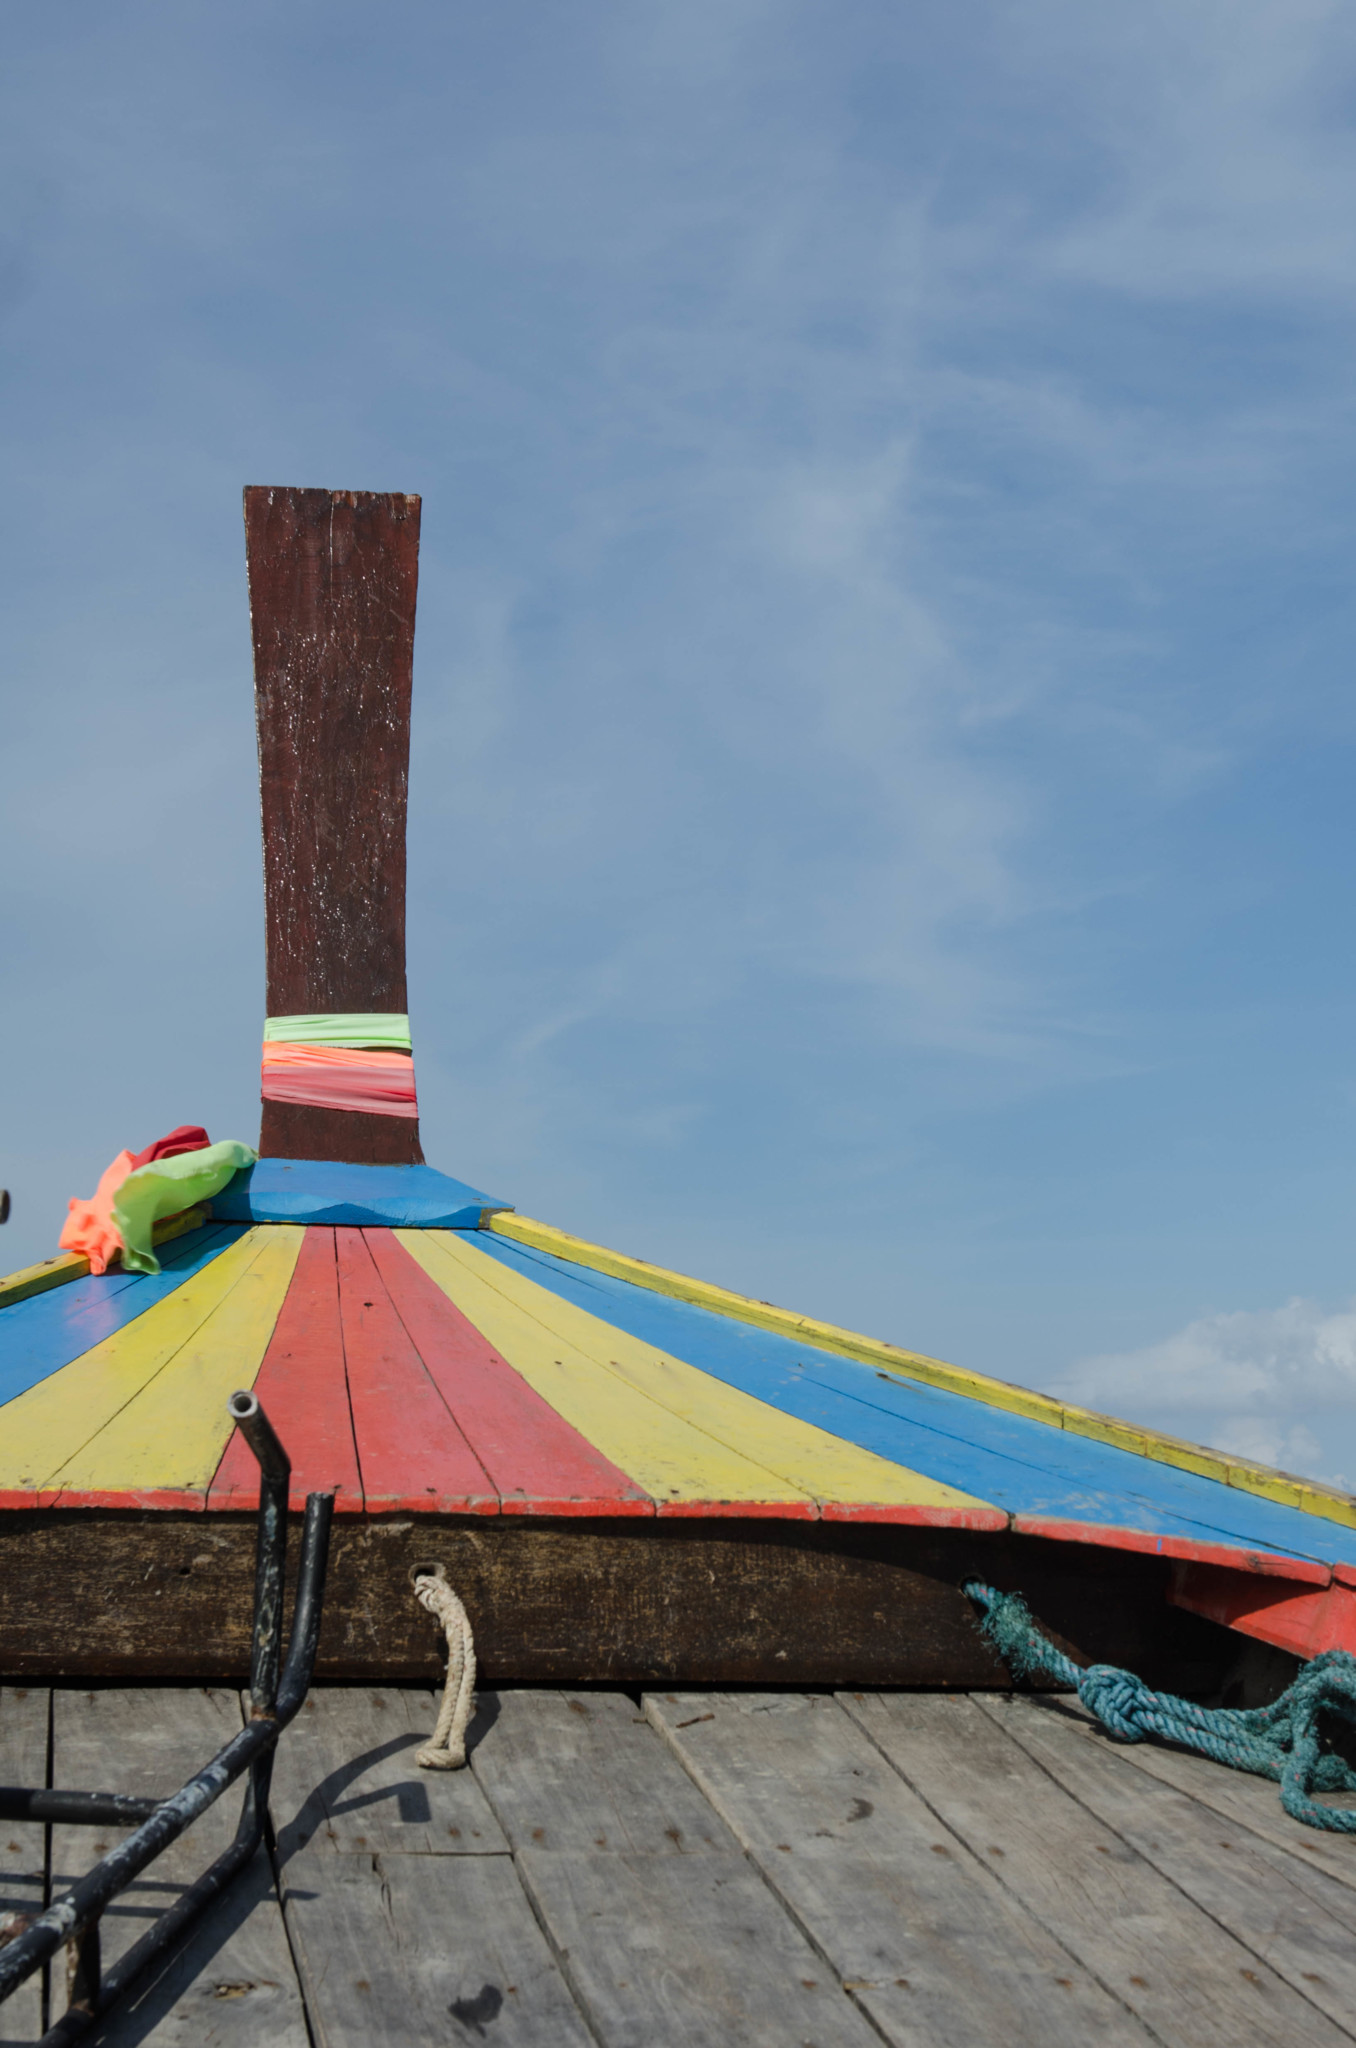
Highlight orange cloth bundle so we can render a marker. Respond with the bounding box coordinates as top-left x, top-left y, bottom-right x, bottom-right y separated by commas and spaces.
260, 1042, 419, 1118
58, 1150, 137, 1275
